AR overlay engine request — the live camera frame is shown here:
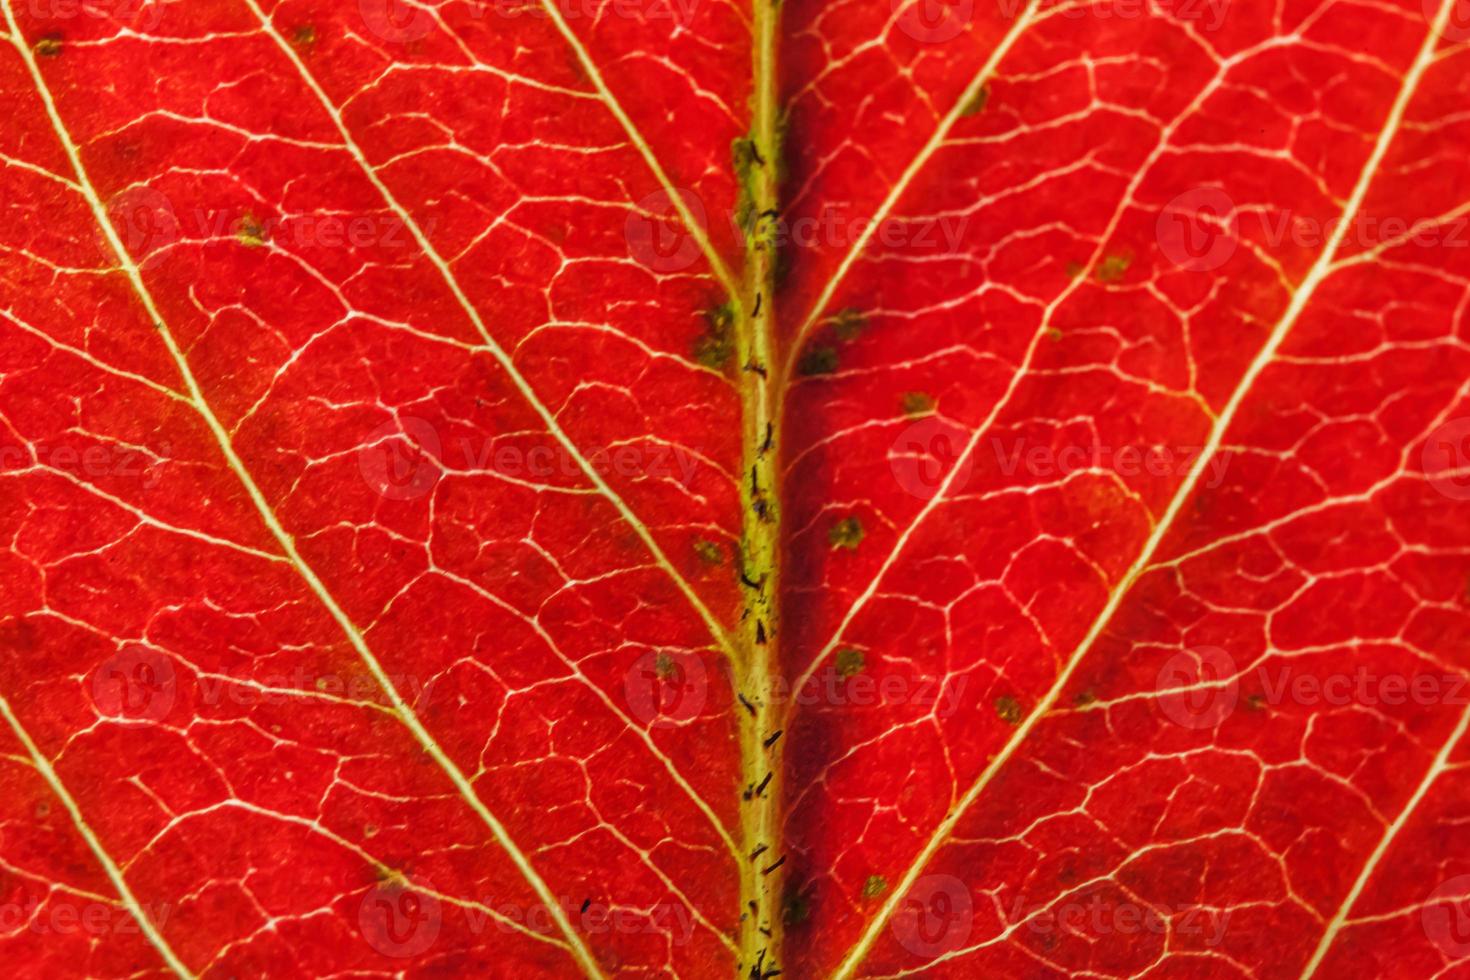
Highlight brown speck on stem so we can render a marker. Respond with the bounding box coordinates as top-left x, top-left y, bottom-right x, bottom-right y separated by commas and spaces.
961, 85, 990, 116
